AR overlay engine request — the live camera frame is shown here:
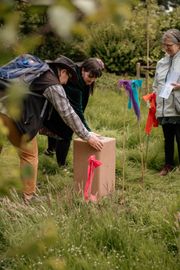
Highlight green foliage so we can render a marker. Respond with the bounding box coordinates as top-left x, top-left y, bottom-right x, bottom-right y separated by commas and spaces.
157, 0, 180, 9
1, 1, 179, 74
33, 33, 87, 62
0, 145, 21, 196
159, 6, 180, 31
82, 2, 180, 74
83, 22, 136, 74
1, 73, 180, 269
0, 1, 180, 269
